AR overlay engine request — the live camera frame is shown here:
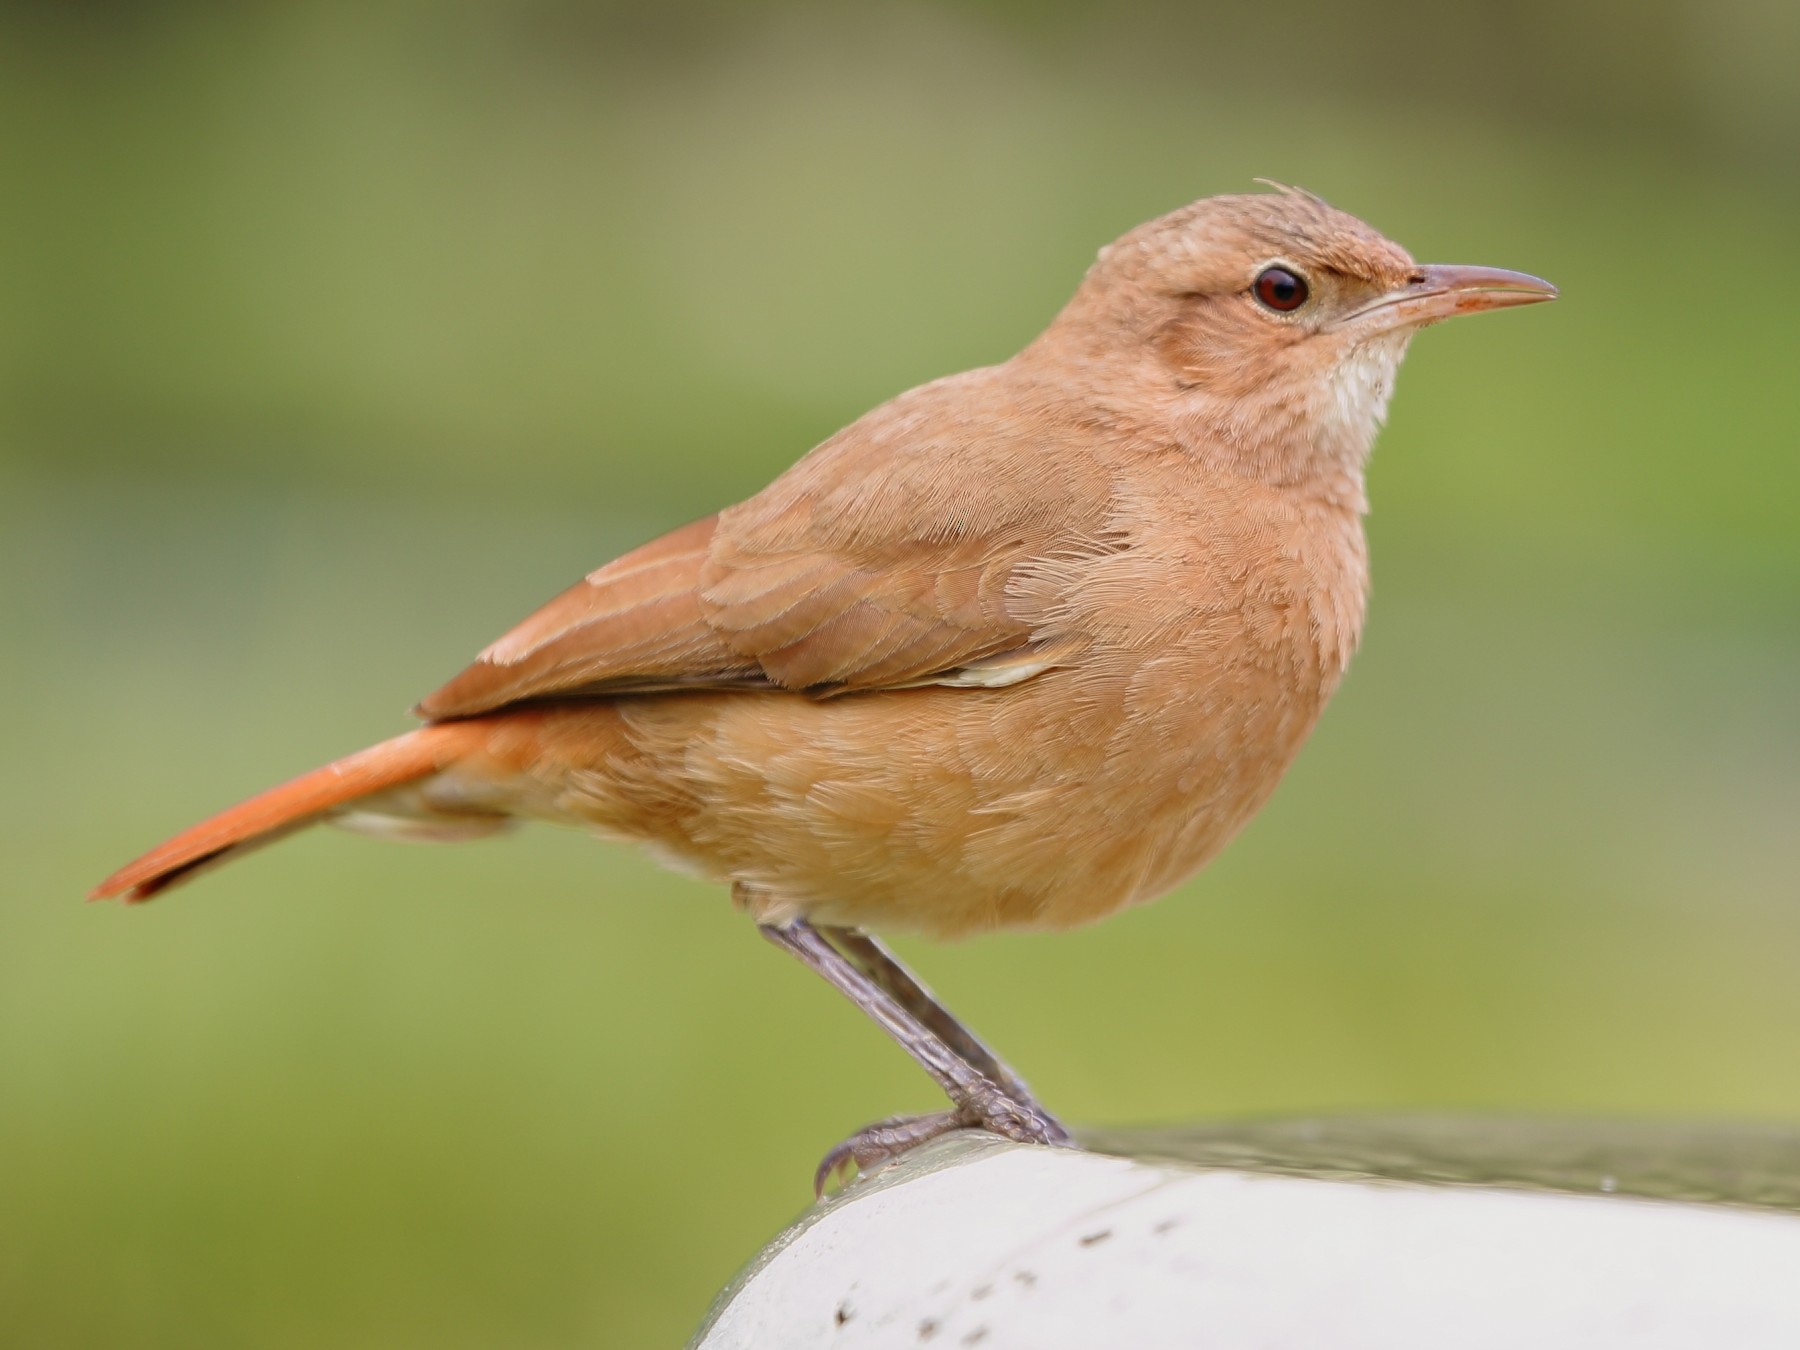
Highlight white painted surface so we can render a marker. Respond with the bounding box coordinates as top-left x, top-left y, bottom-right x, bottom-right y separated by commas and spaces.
695, 1137, 1800, 1349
